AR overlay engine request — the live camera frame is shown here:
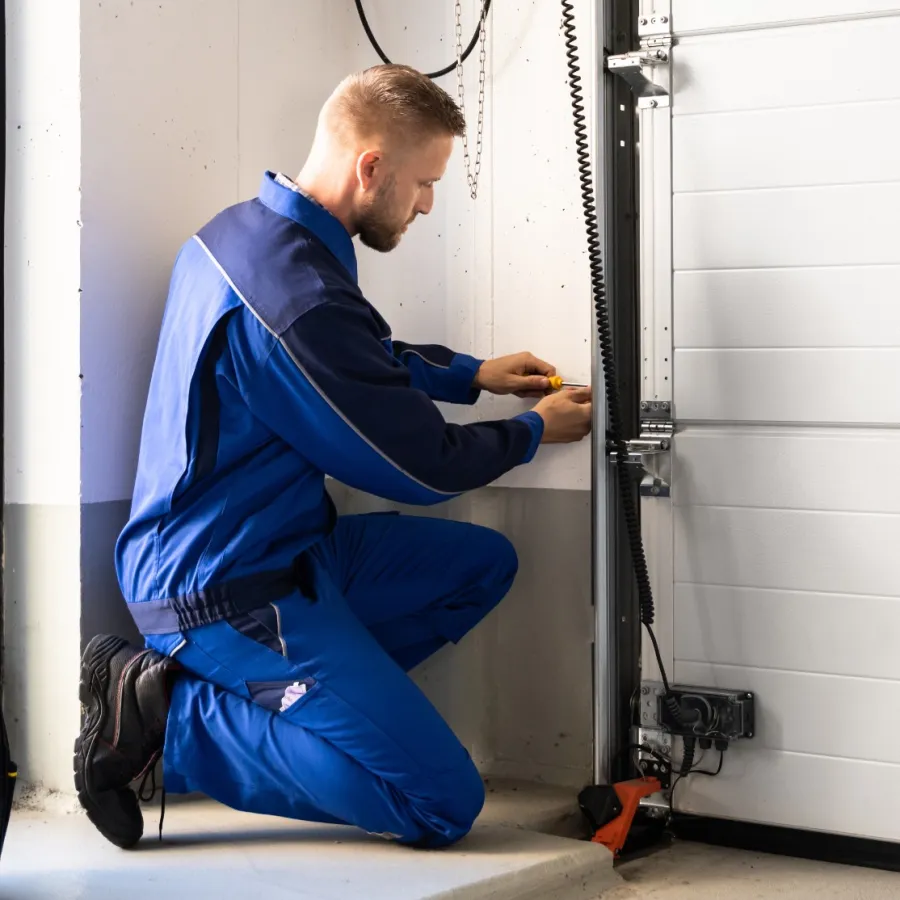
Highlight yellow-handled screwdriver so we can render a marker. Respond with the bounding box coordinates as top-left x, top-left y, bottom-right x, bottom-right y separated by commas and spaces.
548, 376, 589, 391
